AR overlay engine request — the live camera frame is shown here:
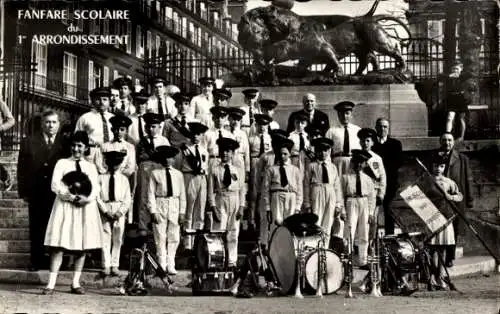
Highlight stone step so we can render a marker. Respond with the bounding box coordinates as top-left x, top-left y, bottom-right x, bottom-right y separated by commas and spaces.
0, 218, 29, 228
0, 207, 28, 219
0, 191, 21, 199
0, 240, 30, 253
0, 253, 30, 268
0, 199, 27, 208
0, 228, 30, 240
